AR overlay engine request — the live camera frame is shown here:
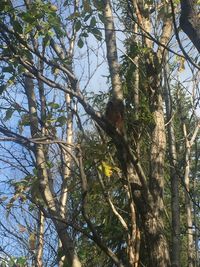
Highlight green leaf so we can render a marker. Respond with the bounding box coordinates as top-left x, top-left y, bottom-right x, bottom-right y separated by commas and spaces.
0, 1, 9, 12
57, 247, 65, 259
4, 109, 14, 121
82, 32, 89, 38
13, 20, 23, 34
48, 102, 60, 109
0, 85, 6, 95
20, 114, 31, 126
2, 66, 14, 73
84, 14, 91, 22
93, 0, 103, 10
98, 13, 105, 23
56, 116, 66, 126
16, 257, 26, 265
28, 203, 36, 211
67, 12, 80, 20
46, 161, 54, 168
33, 168, 38, 176
43, 34, 51, 47
90, 16, 96, 27
75, 20, 82, 31
77, 38, 84, 48
83, 1, 92, 13
91, 28, 102, 41
20, 12, 36, 23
